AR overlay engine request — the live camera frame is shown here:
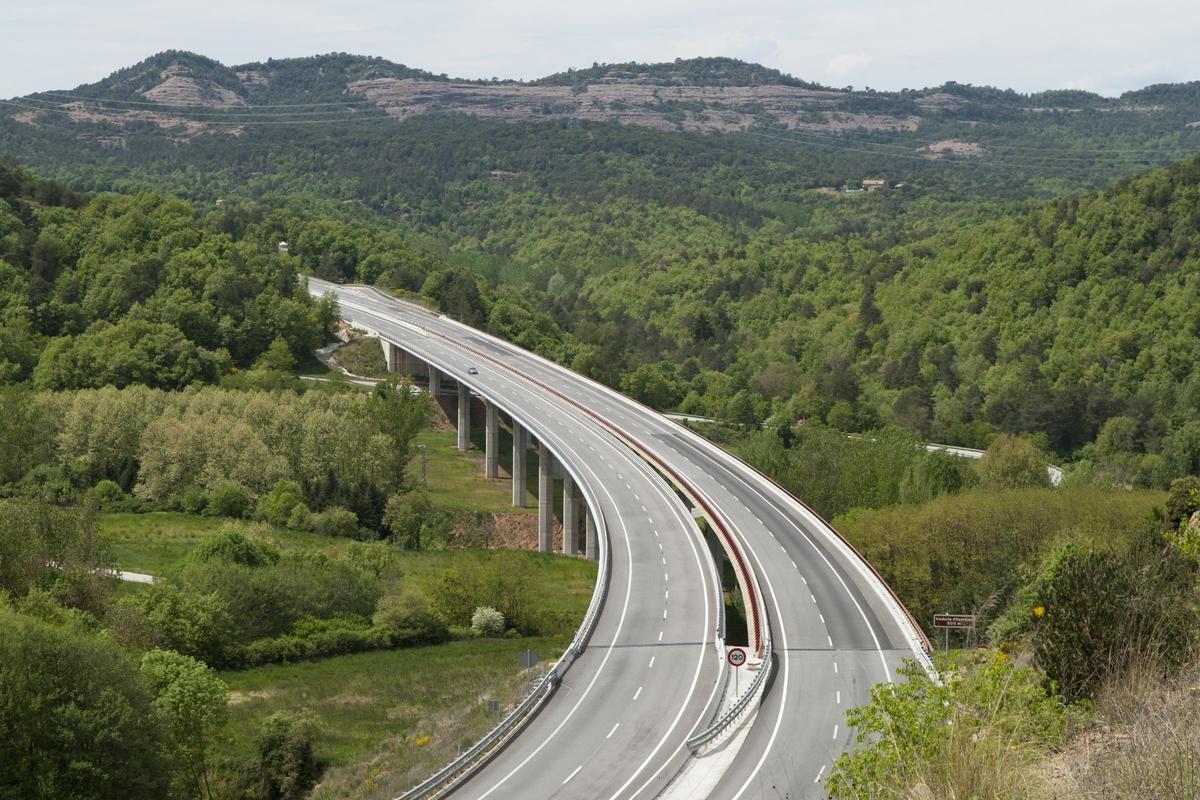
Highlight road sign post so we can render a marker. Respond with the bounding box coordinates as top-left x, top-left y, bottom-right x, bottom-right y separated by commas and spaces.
932, 613, 976, 651
727, 646, 747, 695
